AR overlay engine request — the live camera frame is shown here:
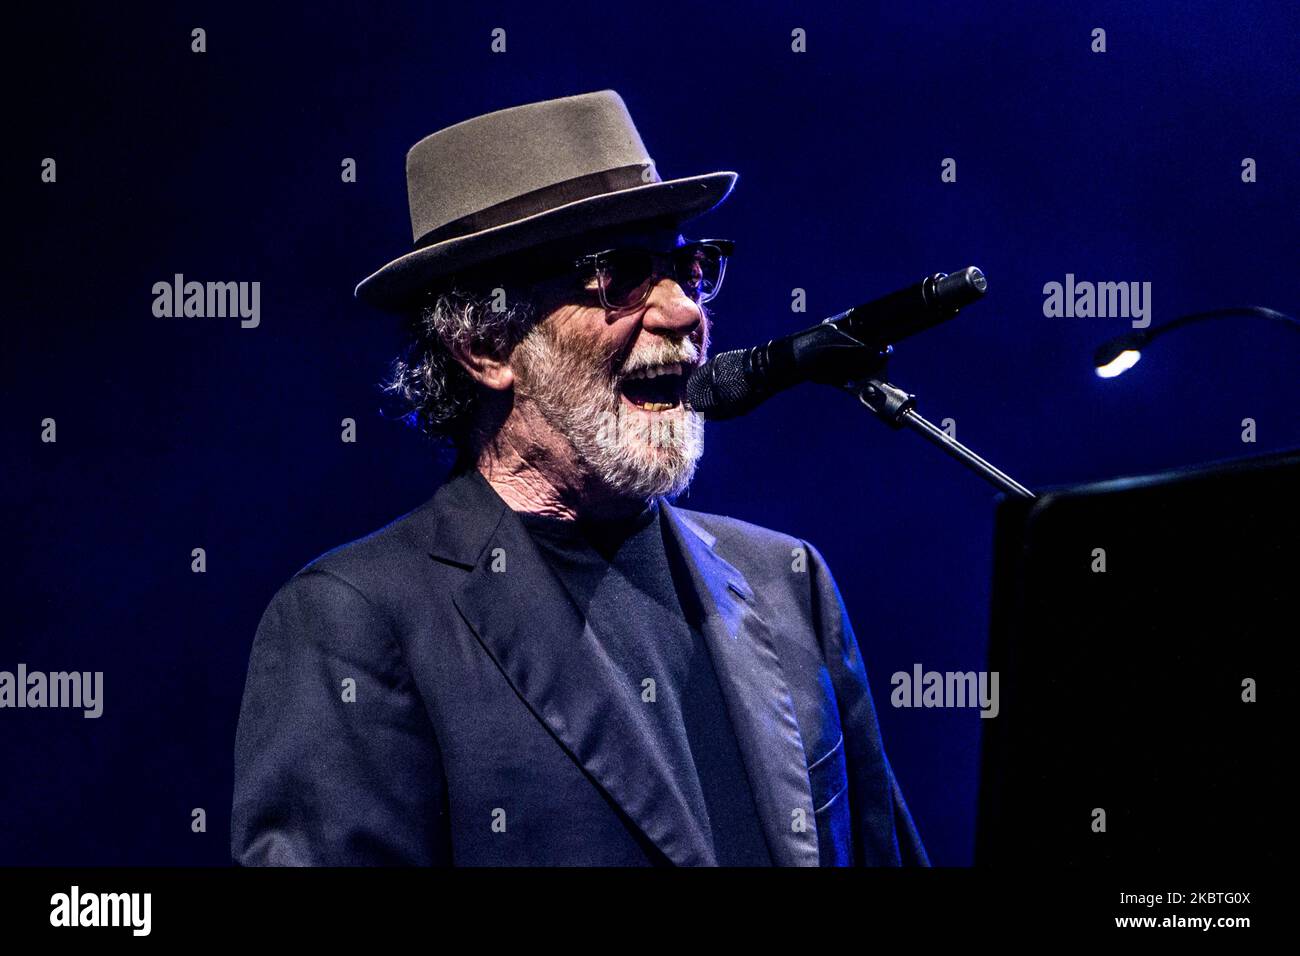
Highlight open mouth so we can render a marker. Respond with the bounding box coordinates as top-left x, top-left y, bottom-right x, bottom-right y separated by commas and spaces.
618, 362, 689, 412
